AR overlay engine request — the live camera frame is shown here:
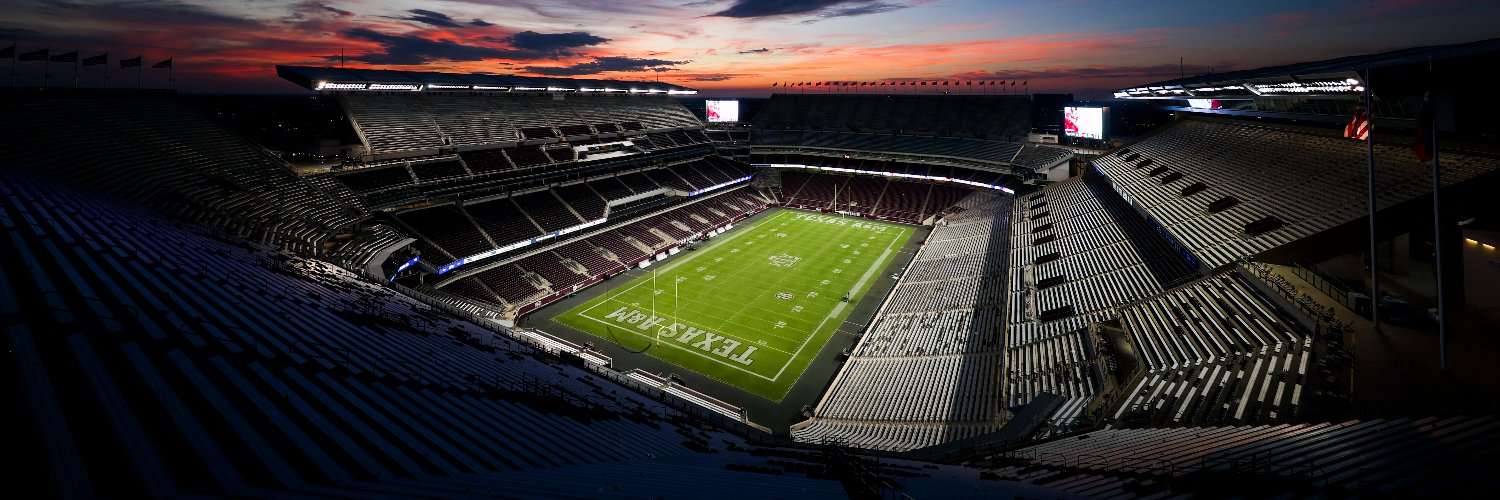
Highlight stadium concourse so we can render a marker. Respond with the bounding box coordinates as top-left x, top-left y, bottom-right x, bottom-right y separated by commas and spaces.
5, 38, 1500, 498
